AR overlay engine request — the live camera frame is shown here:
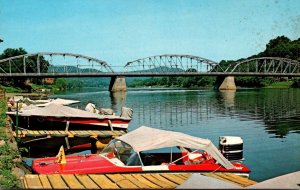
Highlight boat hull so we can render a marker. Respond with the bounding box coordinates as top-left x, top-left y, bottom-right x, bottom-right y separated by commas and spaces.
7, 115, 130, 130
32, 154, 250, 176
